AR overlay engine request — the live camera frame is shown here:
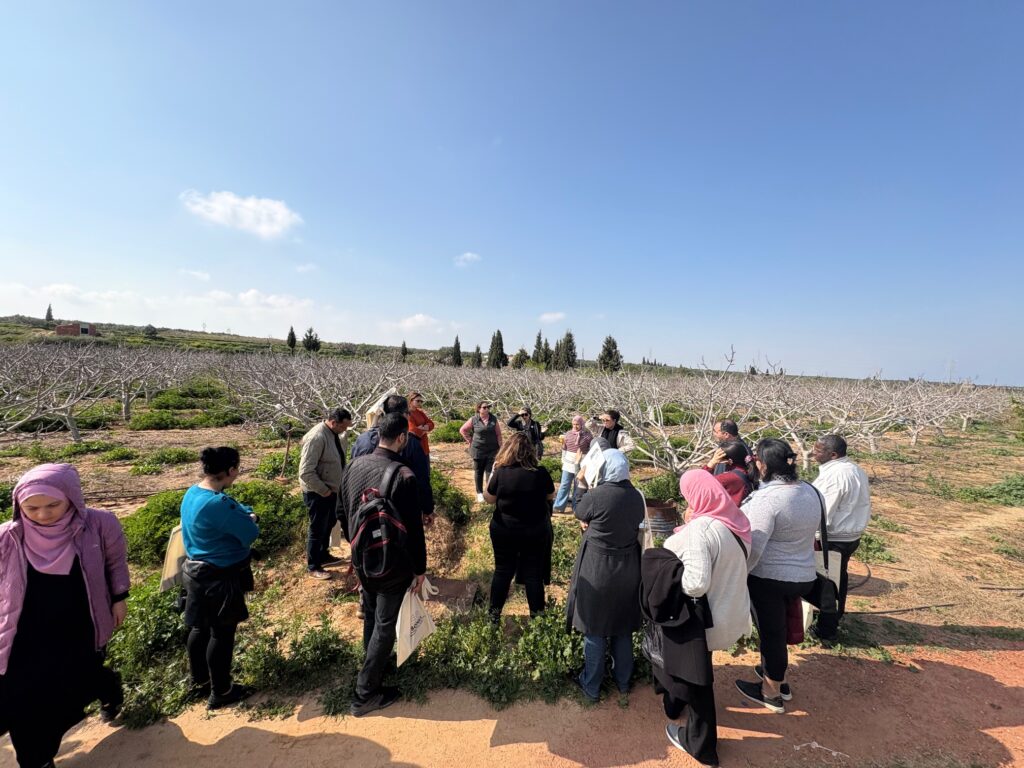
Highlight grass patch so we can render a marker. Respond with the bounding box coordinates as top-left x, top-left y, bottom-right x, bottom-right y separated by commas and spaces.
431, 468, 473, 526
990, 535, 1024, 562
955, 474, 1024, 507
99, 446, 139, 463
924, 473, 956, 500
129, 462, 165, 476
857, 531, 897, 563
851, 449, 915, 464
872, 514, 909, 533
